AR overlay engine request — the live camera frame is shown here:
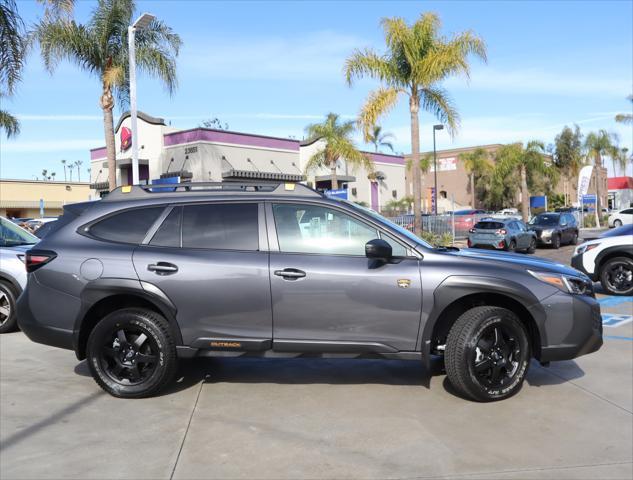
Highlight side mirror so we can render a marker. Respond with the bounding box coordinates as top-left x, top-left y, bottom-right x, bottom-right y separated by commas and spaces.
365, 238, 392, 260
